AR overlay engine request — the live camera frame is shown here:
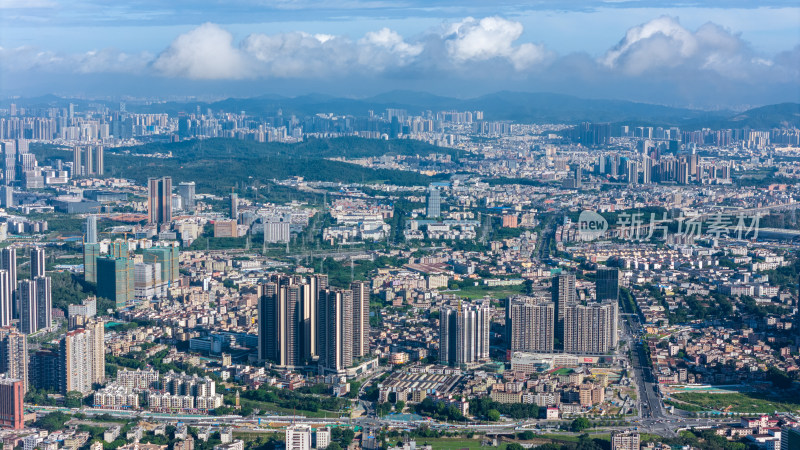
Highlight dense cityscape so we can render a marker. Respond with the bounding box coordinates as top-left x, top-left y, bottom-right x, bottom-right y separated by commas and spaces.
1, 2, 800, 450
